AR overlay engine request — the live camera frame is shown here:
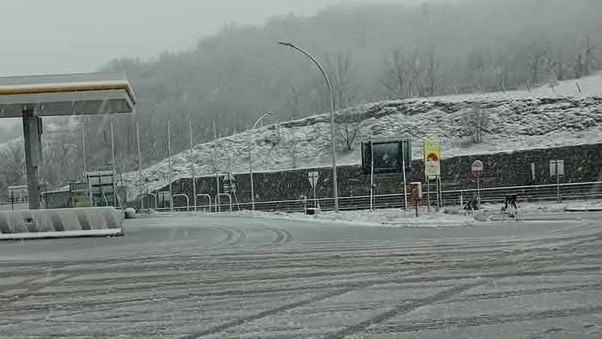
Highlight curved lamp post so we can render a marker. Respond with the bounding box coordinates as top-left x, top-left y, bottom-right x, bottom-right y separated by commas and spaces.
278, 41, 339, 212
249, 111, 272, 210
